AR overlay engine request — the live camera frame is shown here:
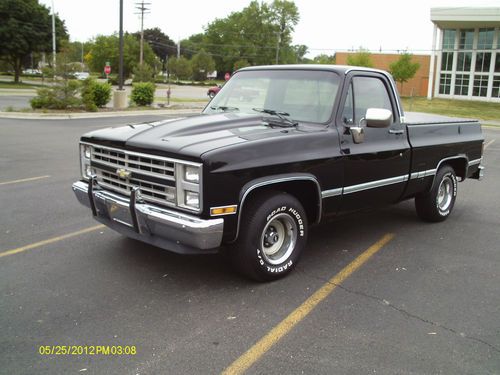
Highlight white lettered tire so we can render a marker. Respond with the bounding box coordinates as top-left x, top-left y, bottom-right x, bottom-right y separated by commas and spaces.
231, 191, 308, 281
415, 165, 458, 222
